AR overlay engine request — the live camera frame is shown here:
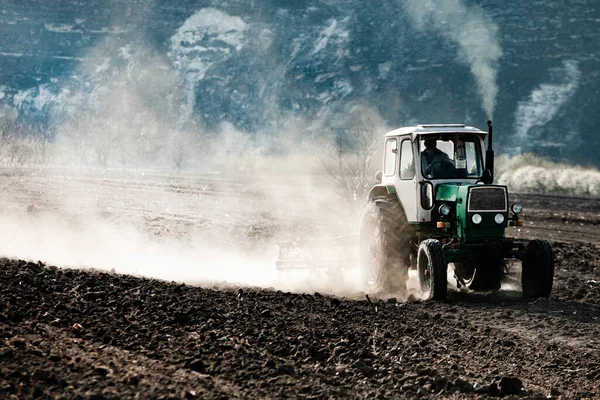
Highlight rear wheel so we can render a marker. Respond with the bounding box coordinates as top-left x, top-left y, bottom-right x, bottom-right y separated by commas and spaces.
454, 256, 504, 291
417, 239, 447, 300
522, 239, 554, 298
359, 197, 414, 295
